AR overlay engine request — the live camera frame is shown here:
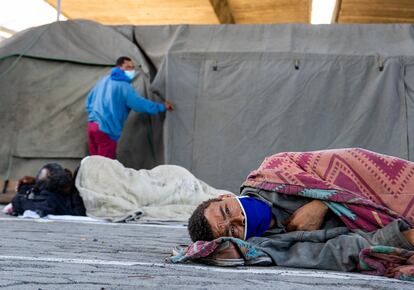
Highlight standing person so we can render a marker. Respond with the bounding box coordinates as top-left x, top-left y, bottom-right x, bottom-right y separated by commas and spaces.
86, 56, 173, 159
